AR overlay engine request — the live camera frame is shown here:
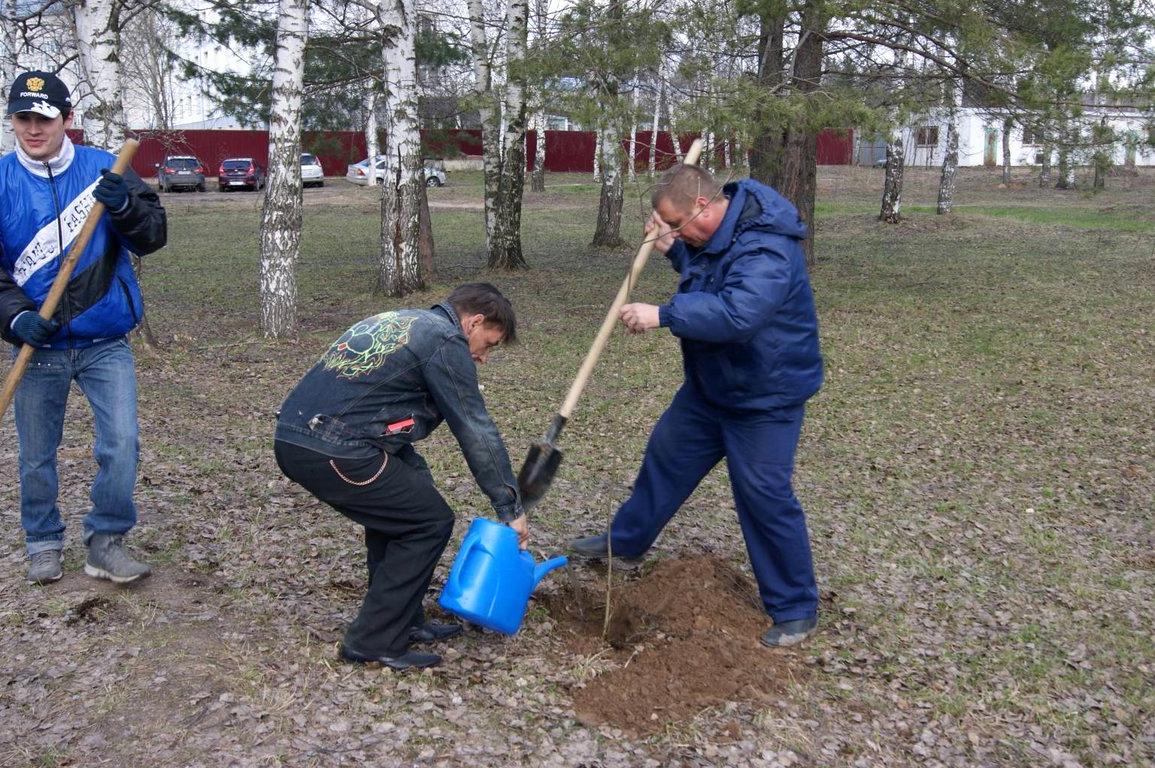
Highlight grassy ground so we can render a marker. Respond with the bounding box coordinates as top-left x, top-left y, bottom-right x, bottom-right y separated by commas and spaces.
1, 165, 1152, 767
